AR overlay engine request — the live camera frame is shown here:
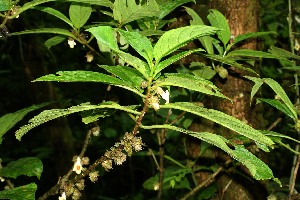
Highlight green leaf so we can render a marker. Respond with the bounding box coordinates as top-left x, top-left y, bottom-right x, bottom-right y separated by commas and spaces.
17, 0, 112, 17
205, 54, 258, 75
10, 28, 74, 38
157, 0, 194, 19
153, 49, 205, 76
231, 31, 277, 47
207, 9, 230, 47
160, 102, 275, 148
69, 3, 92, 29
268, 46, 300, 60
184, 7, 214, 54
99, 65, 145, 92
257, 98, 296, 120
118, 29, 153, 65
141, 124, 276, 181
156, 73, 229, 100
227, 49, 284, 59
244, 76, 263, 103
246, 77, 297, 120
0, 157, 43, 179
15, 102, 140, 140
113, 0, 159, 25
0, 183, 37, 200
34, 6, 73, 27
0, 0, 14, 11
153, 25, 218, 63
261, 130, 300, 145
0, 103, 50, 141
87, 26, 119, 51
117, 51, 150, 78
34, 71, 143, 96
44, 35, 66, 49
